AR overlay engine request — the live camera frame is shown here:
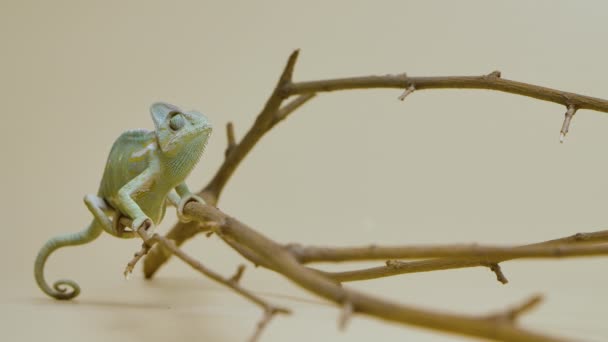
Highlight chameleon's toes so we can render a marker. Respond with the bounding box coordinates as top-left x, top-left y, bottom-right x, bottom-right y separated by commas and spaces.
132, 216, 154, 234
177, 194, 205, 223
